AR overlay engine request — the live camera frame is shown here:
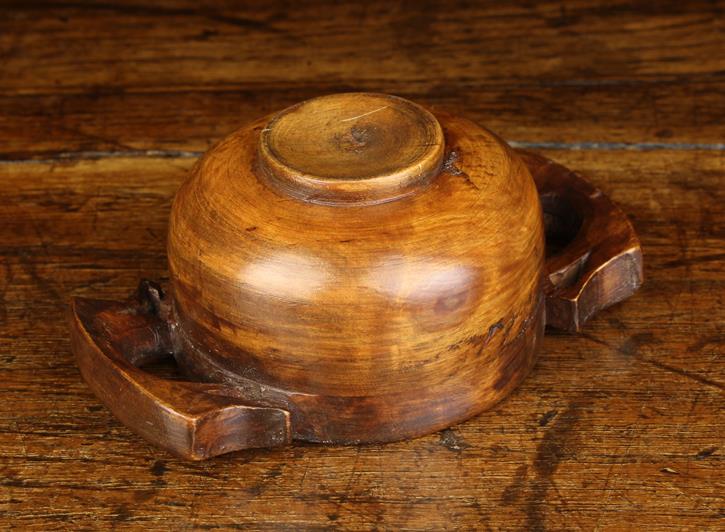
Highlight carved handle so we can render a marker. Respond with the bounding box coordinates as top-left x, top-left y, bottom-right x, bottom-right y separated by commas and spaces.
69, 282, 291, 460
517, 150, 643, 331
